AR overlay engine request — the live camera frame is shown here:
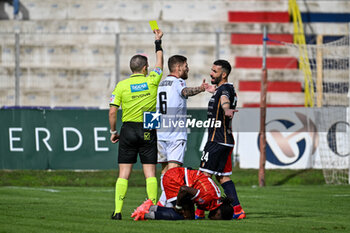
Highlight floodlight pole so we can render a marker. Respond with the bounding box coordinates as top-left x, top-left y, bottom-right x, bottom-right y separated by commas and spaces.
15, 30, 20, 106
259, 26, 268, 187
348, 23, 350, 184
215, 32, 220, 60
115, 33, 120, 84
